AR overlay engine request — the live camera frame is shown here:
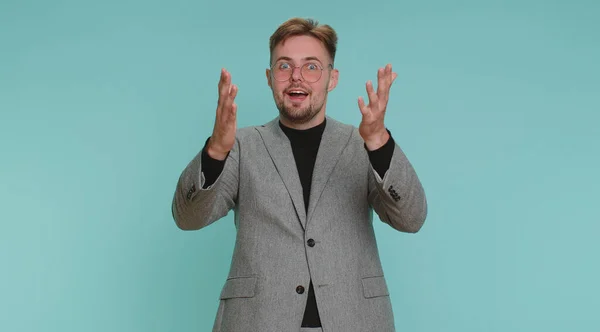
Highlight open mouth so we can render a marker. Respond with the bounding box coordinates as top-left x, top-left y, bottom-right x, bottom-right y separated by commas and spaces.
286, 90, 309, 102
